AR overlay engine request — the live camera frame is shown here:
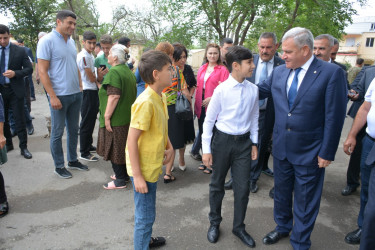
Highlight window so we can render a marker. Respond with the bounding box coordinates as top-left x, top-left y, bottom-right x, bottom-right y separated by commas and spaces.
345, 37, 356, 46
371, 23, 375, 30
366, 38, 374, 47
